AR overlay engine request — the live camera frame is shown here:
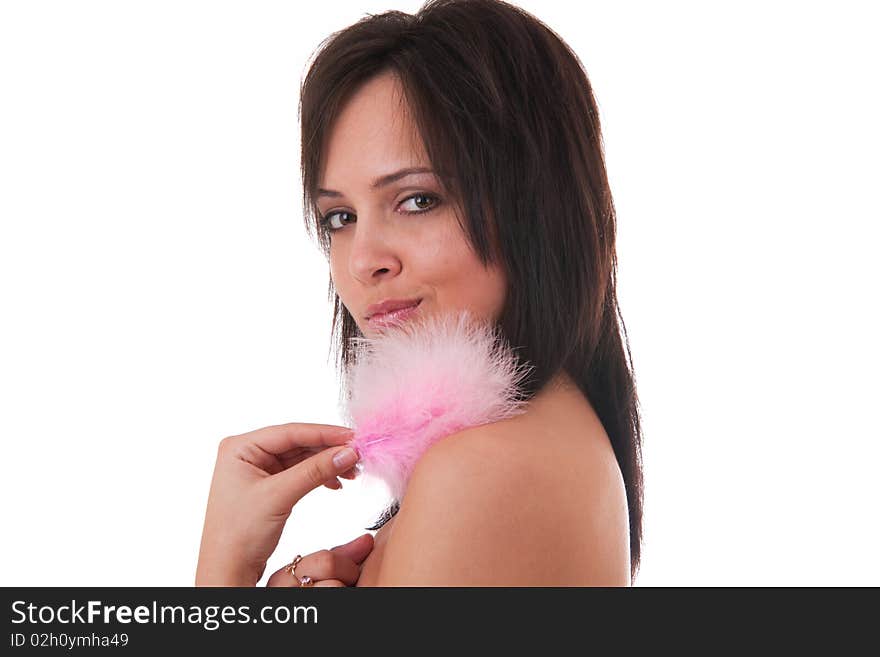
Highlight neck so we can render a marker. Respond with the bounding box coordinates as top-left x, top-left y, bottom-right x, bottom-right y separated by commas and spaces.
529, 369, 577, 407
